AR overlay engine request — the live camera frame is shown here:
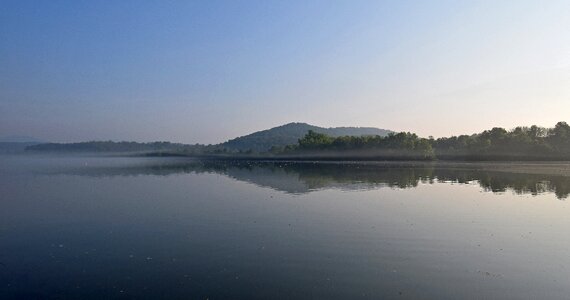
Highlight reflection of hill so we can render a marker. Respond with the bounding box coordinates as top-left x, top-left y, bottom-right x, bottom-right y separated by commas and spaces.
46, 159, 570, 199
